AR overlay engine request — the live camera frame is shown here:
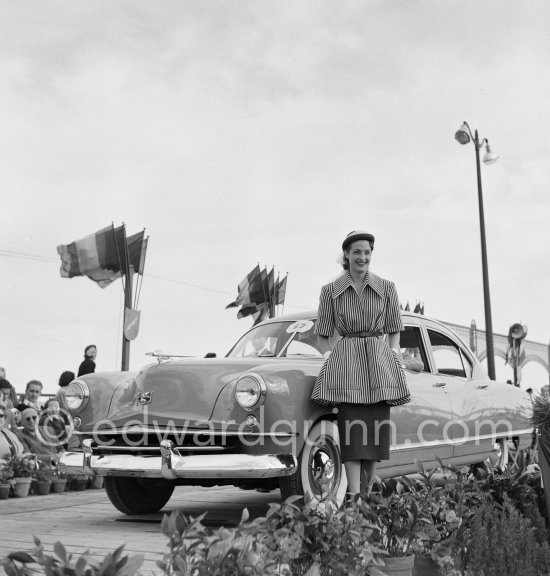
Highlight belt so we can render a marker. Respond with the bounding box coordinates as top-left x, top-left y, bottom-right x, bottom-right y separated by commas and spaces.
341, 332, 382, 338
